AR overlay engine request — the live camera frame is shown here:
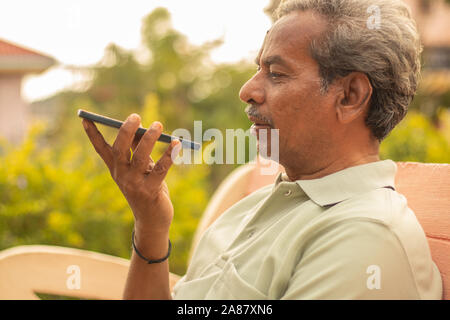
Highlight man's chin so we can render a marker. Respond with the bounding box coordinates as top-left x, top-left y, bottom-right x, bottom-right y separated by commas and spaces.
257, 140, 281, 161
255, 141, 282, 175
